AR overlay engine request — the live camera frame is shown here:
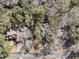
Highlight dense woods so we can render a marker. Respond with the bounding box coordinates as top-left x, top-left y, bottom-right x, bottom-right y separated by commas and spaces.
0, 0, 79, 59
